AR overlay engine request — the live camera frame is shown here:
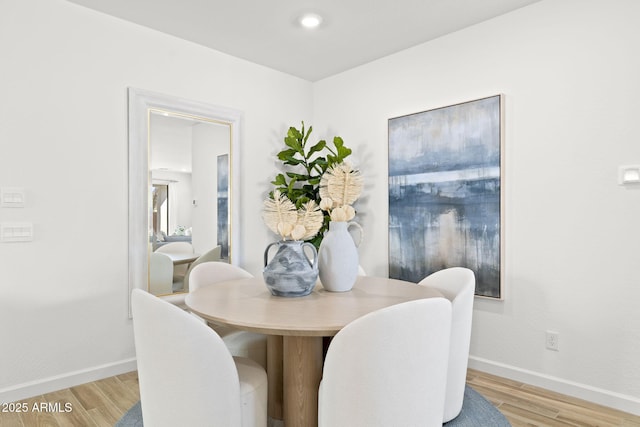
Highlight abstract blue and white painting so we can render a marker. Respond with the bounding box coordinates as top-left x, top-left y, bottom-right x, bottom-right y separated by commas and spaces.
388, 95, 503, 298
217, 154, 229, 259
